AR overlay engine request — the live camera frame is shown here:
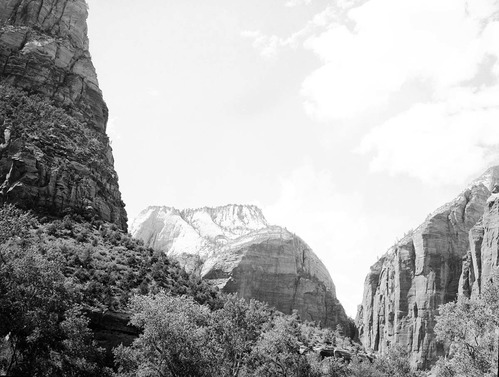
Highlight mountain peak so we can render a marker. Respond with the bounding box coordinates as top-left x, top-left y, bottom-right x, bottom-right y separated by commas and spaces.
181, 204, 268, 232
131, 203, 349, 329
469, 165, 499, 191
